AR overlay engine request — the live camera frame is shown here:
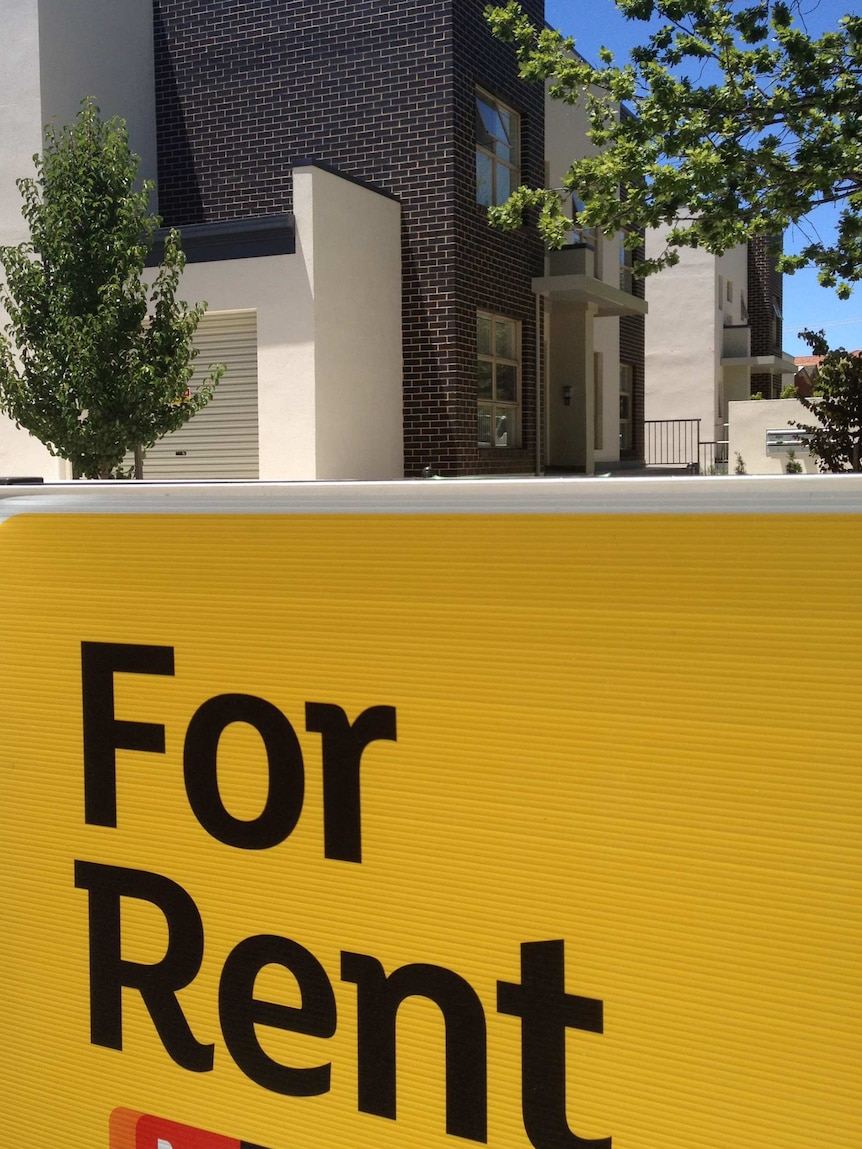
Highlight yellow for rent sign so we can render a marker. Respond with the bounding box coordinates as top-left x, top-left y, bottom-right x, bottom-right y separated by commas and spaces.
0, 481, 859, 1149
